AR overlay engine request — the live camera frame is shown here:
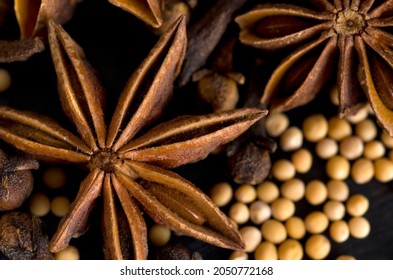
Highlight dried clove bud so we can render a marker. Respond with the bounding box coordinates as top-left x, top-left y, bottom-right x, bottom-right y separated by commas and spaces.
155, 243, 203, 260
0, 211, 54, 259
0, 149, 39, 211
